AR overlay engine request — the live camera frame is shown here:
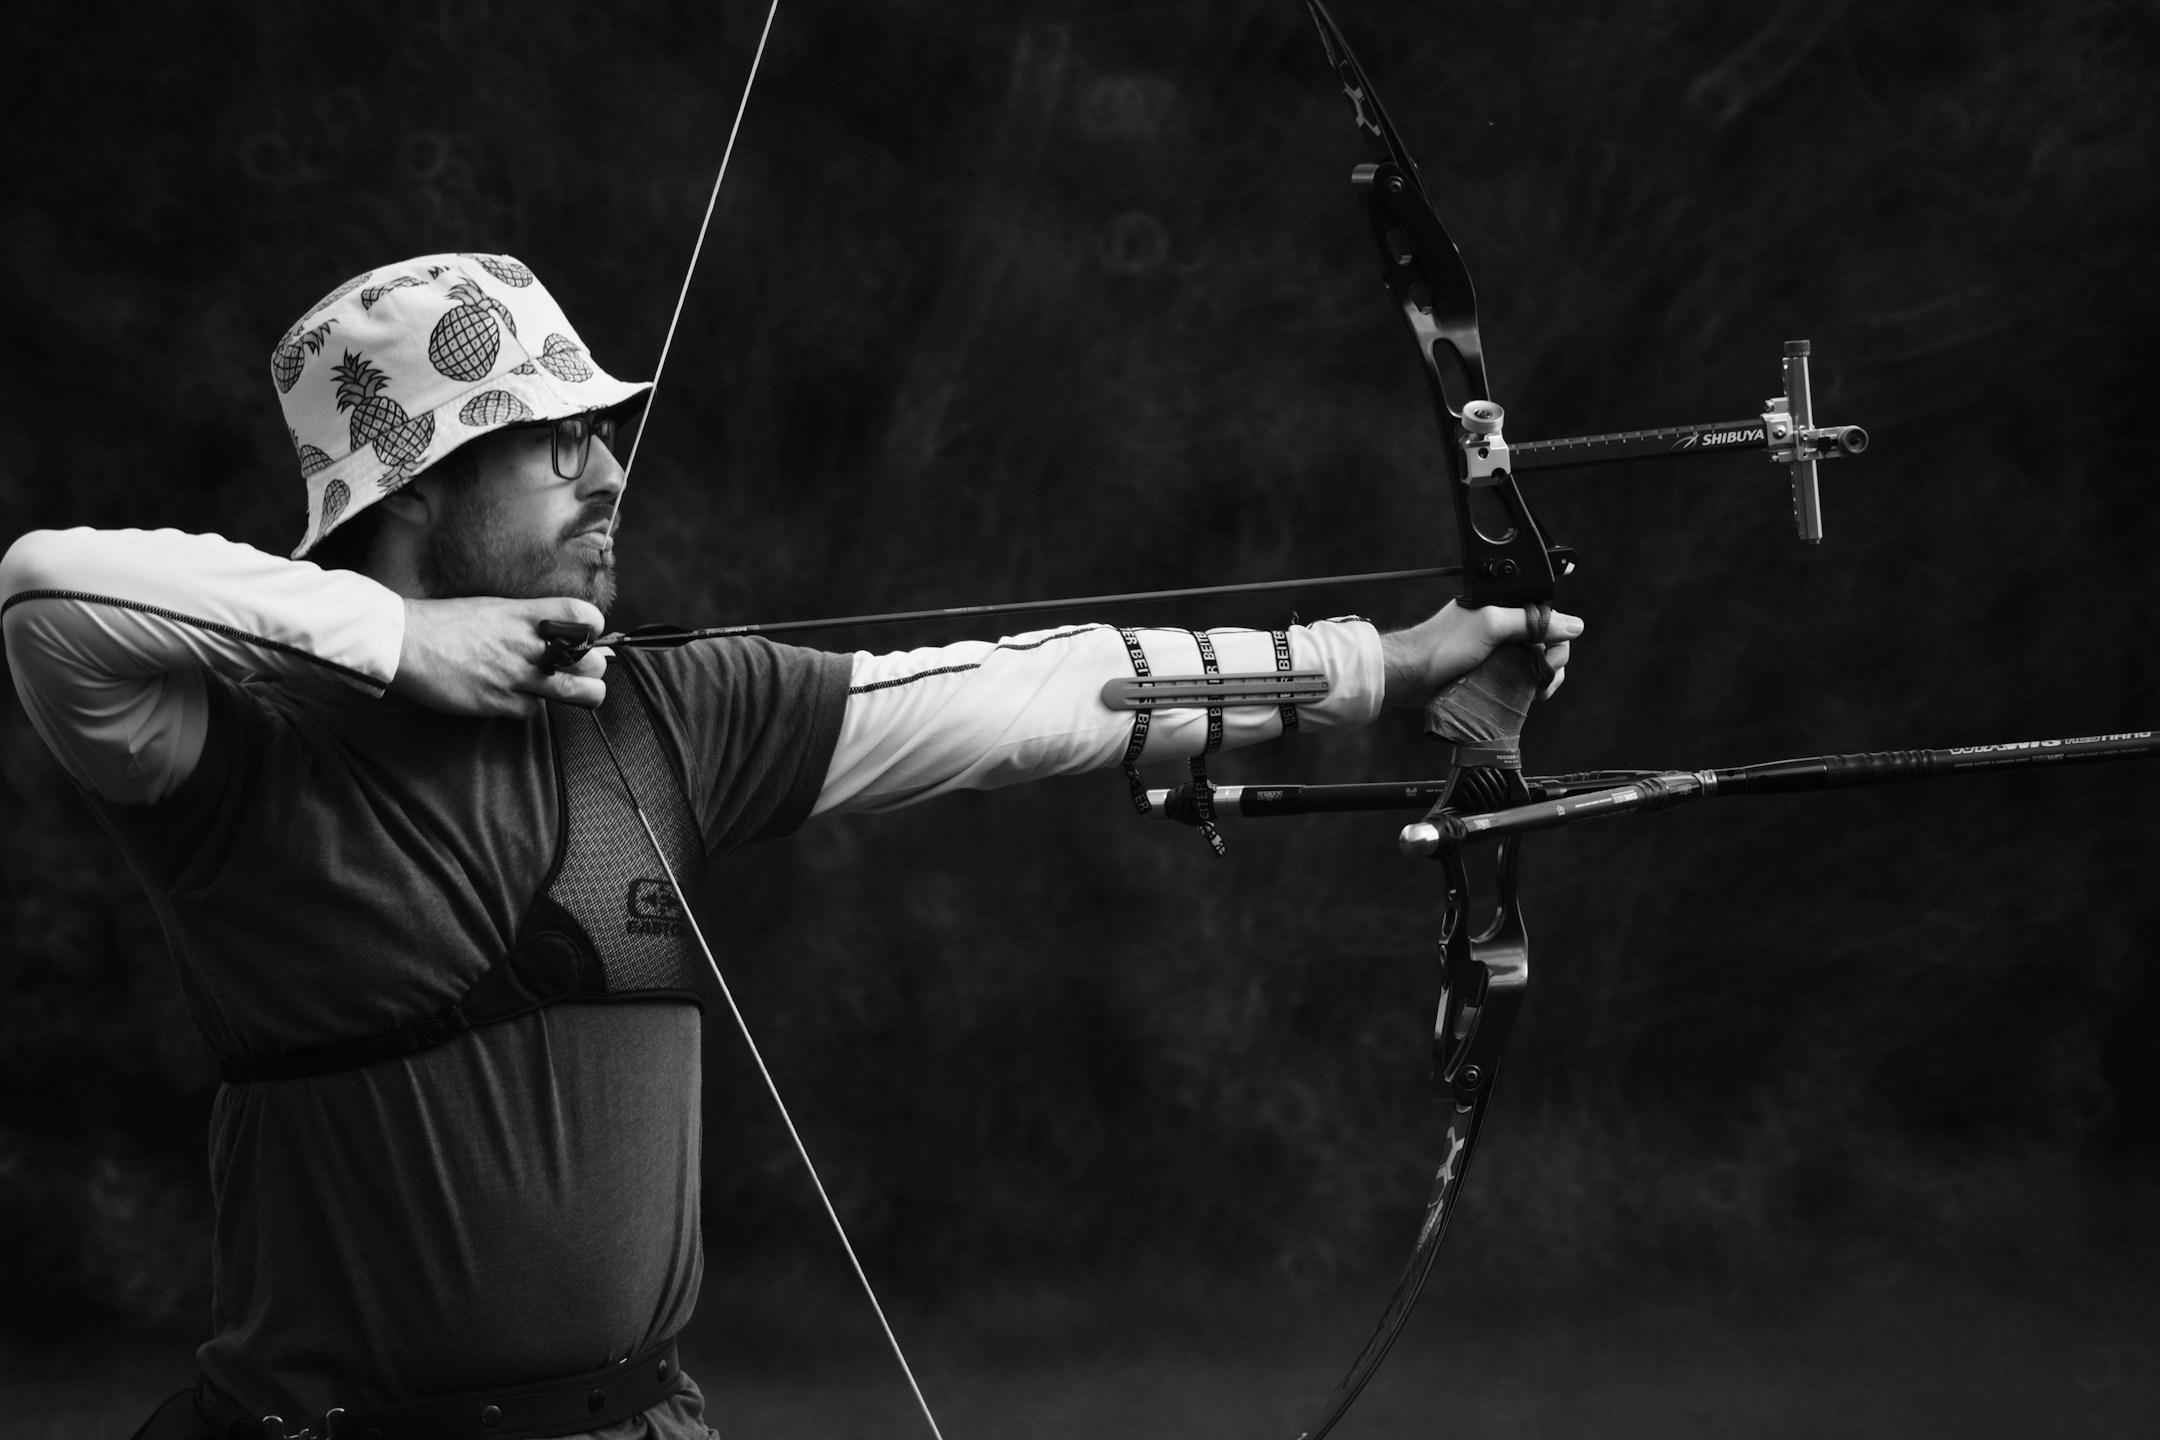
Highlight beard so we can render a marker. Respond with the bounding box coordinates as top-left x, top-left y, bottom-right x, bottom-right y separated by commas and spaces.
418, 481, 618, 611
